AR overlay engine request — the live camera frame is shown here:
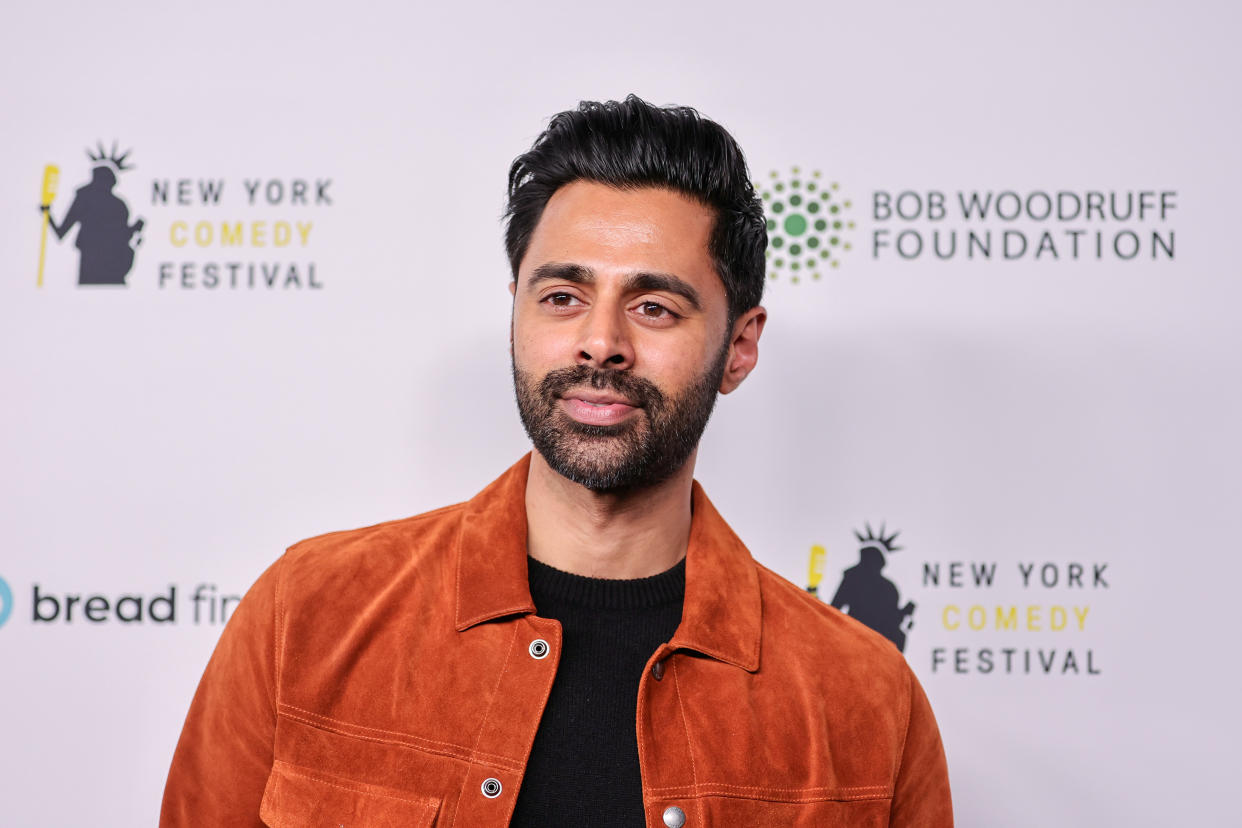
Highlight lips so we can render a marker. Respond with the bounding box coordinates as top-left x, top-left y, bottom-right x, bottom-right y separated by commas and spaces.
560, 390, 639, 425
568, 390, 637, 407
